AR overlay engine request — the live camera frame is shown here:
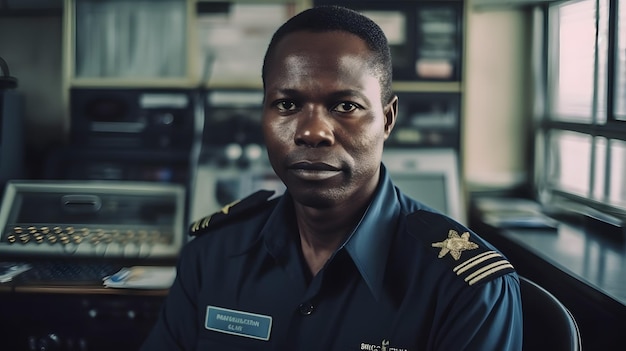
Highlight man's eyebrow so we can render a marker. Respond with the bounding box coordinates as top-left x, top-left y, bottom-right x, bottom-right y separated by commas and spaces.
269, 88, 369, 102
328, 89, 369, 102
274, 88, 300, 97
